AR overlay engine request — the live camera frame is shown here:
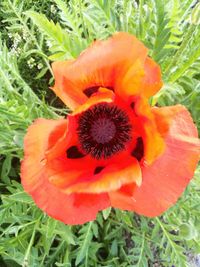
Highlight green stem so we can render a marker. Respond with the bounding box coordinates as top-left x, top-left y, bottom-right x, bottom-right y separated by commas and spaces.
156, 217, 179, 258
22, 218, 40, 267
137, 232, 145, 266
